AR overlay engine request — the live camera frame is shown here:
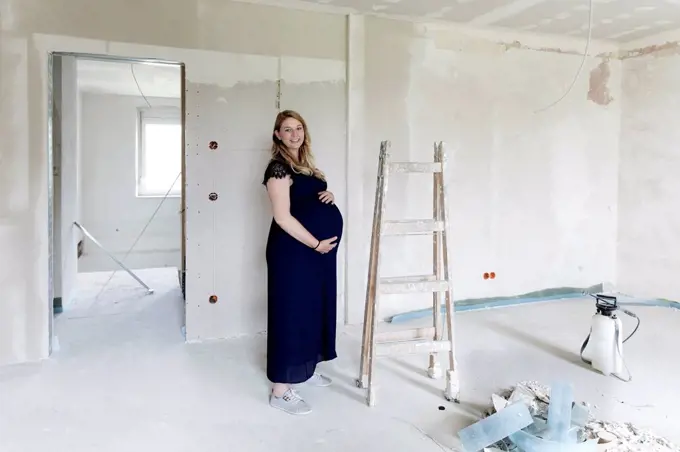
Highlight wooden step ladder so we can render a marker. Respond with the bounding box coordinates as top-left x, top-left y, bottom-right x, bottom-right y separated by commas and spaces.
355, 141, 460, 407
